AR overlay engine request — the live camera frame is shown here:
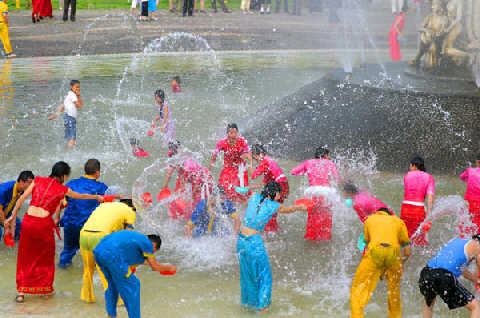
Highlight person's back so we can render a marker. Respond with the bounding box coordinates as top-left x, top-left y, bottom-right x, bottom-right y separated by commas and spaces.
63, 176, 107, 226
190, 198, 235, 237
365, 211, 409, 251
94, 230, 153, 265
82, 202, 135, 234
243, 193, 280, 232
427, 238, 470, 277
291, 158, 338, 187
403, 170, 435, 202
353, 191, 389, 223
461, 167, 480, 201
